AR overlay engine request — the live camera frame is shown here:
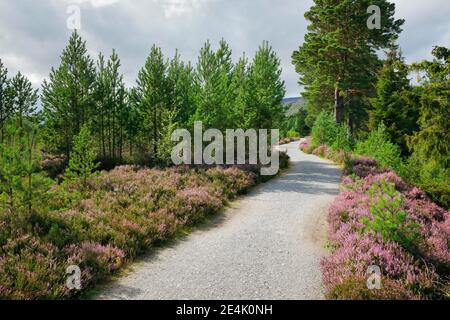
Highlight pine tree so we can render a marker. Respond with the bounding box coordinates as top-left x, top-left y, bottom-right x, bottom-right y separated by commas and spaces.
132, 45, 170, 158
228, 54, 253, 129
369, 44, 418, 153
8, 72, 39, 128
193, 40, 232, 130
406, 46, 449, 207
0, 123, 48, 214
0, 59, 13, 142
94, 50, 127, 162
408, 46, 450, 167
167, 51, 196, 127
248, 41, 286, 129
292, 0, 404, 128
64, 125, 99, 189
41, 30, 96, 158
